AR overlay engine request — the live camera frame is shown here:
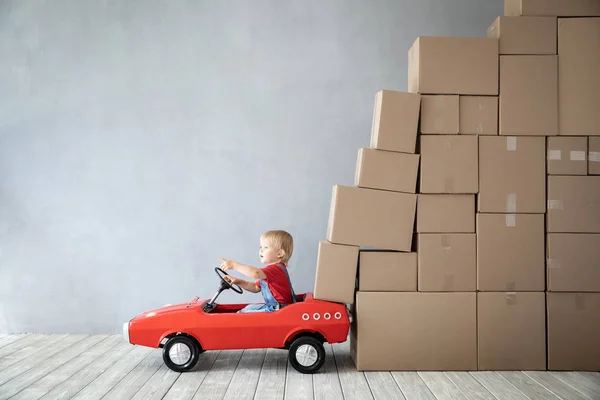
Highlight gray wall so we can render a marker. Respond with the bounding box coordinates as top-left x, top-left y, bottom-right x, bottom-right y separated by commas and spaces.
0, 0, 502, 334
